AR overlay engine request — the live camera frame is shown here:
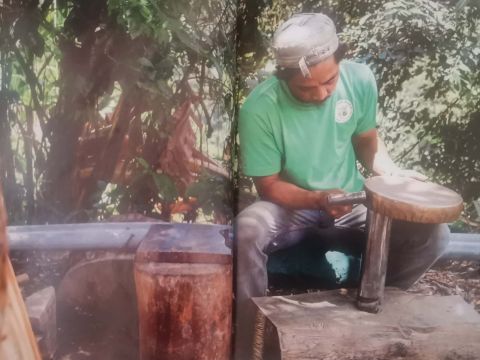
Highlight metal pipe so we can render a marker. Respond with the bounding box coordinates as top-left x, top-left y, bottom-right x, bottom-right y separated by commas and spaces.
7, 222, 164, 251
442, 233, 480, 260
5, 223, 480, 260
